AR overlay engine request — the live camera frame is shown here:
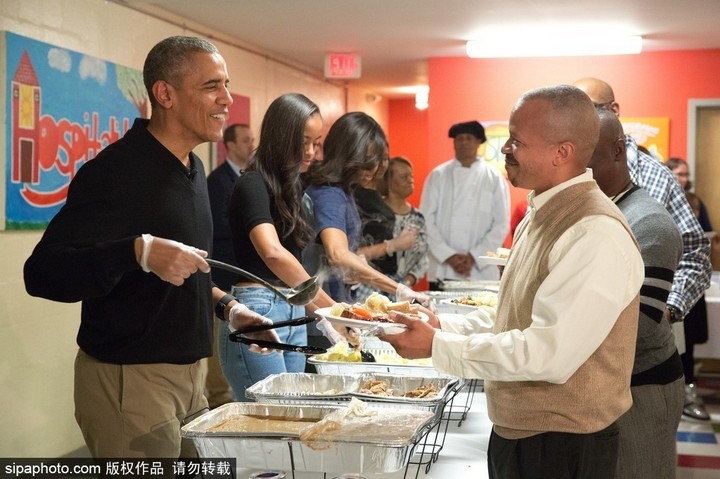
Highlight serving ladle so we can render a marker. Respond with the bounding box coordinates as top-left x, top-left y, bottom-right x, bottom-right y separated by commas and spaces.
206, 258, 319, 306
